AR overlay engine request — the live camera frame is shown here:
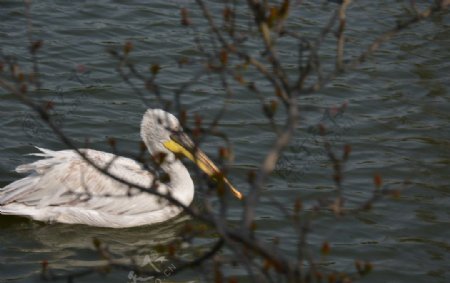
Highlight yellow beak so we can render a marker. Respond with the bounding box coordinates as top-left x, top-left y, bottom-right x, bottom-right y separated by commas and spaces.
163, 132, 243, 200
